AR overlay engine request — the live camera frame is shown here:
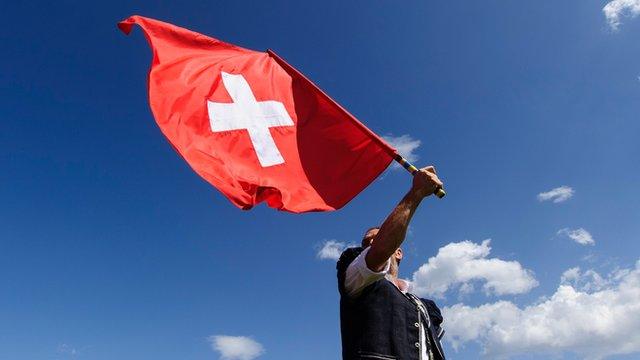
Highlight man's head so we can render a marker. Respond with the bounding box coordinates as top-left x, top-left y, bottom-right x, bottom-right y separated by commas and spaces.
361, 227, 379, 248
361, 226, 403, 275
